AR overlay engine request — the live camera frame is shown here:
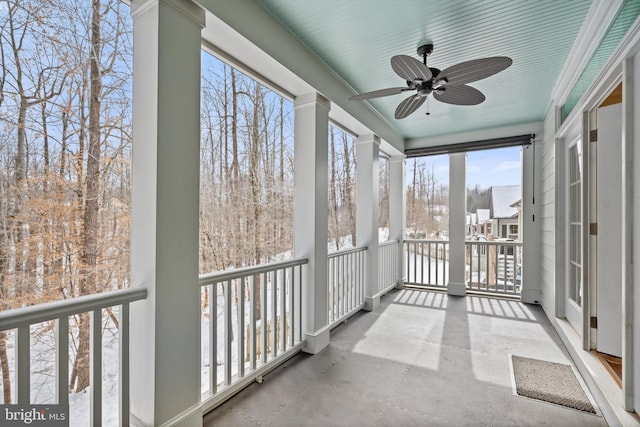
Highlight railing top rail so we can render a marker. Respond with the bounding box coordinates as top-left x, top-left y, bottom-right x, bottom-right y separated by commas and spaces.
199, 257, 309, 286
0, 287, 148, 330
465, 240, 523, 247
378, 239, 399, 247
328, 246, 368, 258
404, 239, 449, 244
